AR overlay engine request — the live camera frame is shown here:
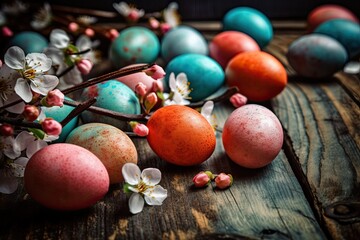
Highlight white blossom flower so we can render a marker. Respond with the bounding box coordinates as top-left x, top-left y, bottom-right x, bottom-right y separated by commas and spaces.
30, 3, 52, 30
113, 2, 144, 22
163, 2, 180, 28
77, 15, 98, 25
4, 46, 59, 102
2, 0, 28, 15
164, 72, 192, 106
201, 101, 217, 131
122, 163, 167, 214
